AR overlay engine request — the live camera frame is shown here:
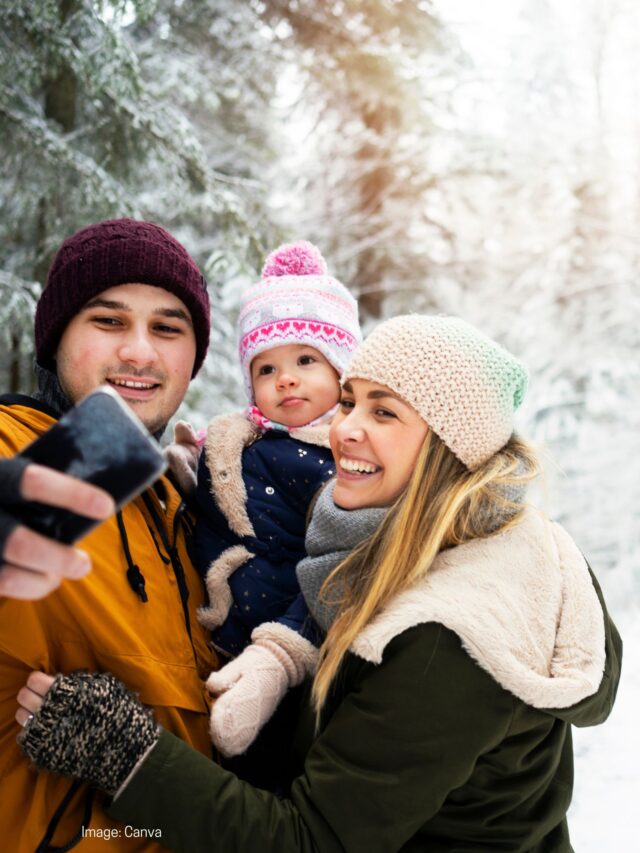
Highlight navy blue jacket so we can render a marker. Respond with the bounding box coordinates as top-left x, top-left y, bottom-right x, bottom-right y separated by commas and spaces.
192, 414, 333, 658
